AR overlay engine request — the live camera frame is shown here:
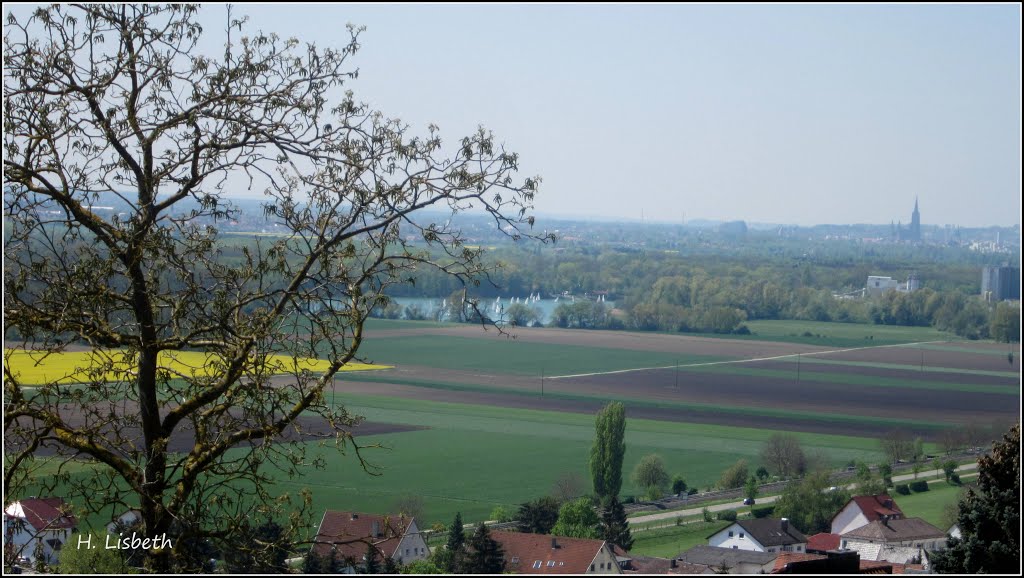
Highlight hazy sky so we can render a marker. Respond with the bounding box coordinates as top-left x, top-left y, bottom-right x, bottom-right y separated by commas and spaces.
8, 4, 1022, 226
